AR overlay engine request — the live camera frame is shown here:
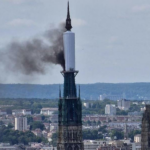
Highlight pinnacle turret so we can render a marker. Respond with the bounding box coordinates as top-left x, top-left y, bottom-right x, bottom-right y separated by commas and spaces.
59, 85, 61, 98
79, 85, 80, 98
